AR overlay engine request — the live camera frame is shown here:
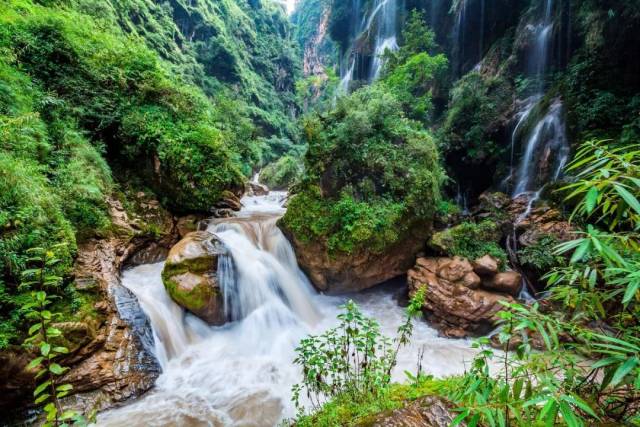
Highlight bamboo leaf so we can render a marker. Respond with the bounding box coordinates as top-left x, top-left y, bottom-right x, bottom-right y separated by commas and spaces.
614, 183, 640, 215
